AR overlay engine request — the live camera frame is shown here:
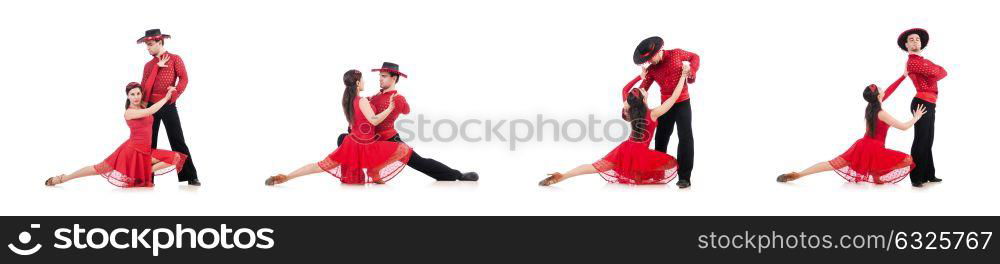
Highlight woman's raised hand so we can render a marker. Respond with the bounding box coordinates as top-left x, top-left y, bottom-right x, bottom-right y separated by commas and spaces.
165, 86, 177, 99
912, 104, 927, 119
